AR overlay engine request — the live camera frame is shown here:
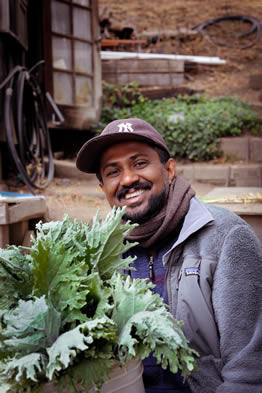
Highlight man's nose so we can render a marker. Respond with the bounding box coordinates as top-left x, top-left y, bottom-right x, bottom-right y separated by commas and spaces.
120, 168, 139, 186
